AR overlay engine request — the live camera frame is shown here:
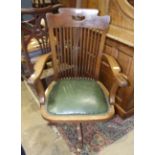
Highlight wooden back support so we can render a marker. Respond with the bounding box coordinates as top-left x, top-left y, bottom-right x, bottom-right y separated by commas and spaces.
32, 0, 46, 8
46, 8, 110, 80
21, 6, 53, 54
32, 0, 60, 8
